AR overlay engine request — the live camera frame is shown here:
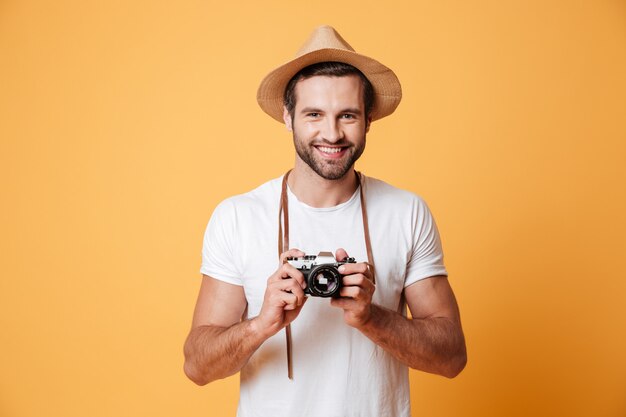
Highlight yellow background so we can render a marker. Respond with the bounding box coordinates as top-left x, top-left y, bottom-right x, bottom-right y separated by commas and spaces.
1, 1, 625, 416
